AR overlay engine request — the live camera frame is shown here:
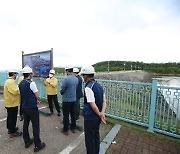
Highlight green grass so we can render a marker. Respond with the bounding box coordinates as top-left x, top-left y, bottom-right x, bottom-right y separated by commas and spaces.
0, 86, 3, 91
106, 117, 180, 145
39, 98, 48, 104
